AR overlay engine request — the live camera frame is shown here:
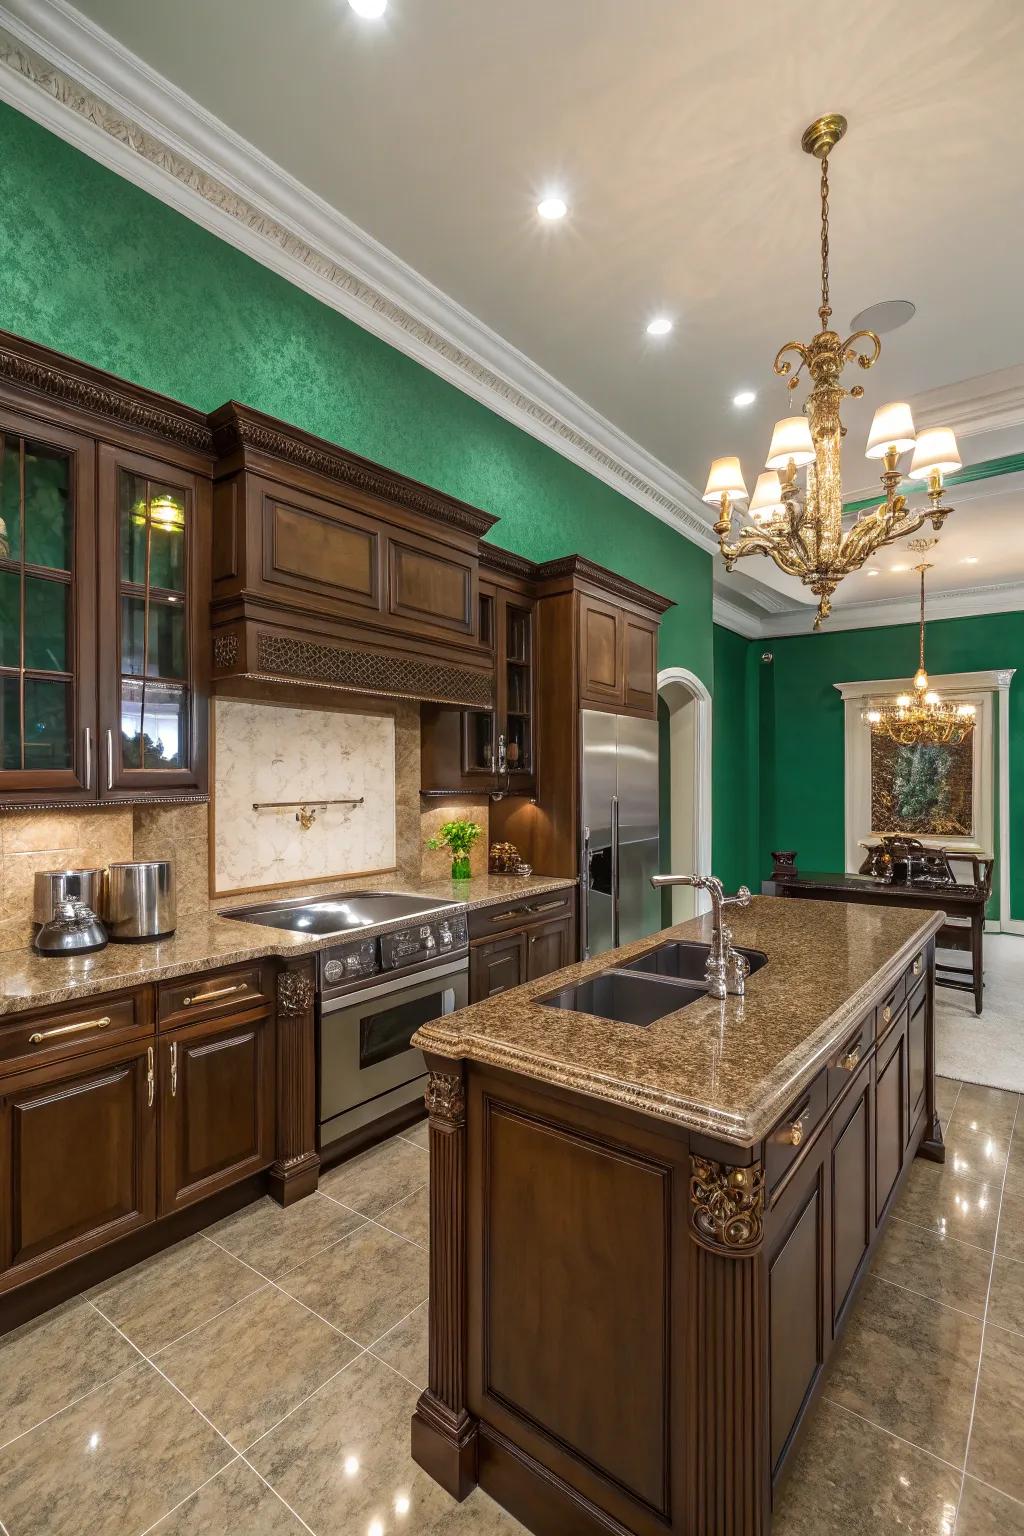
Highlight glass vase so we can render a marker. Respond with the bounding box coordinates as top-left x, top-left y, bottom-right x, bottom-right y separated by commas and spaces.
451, 854, 471, 881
